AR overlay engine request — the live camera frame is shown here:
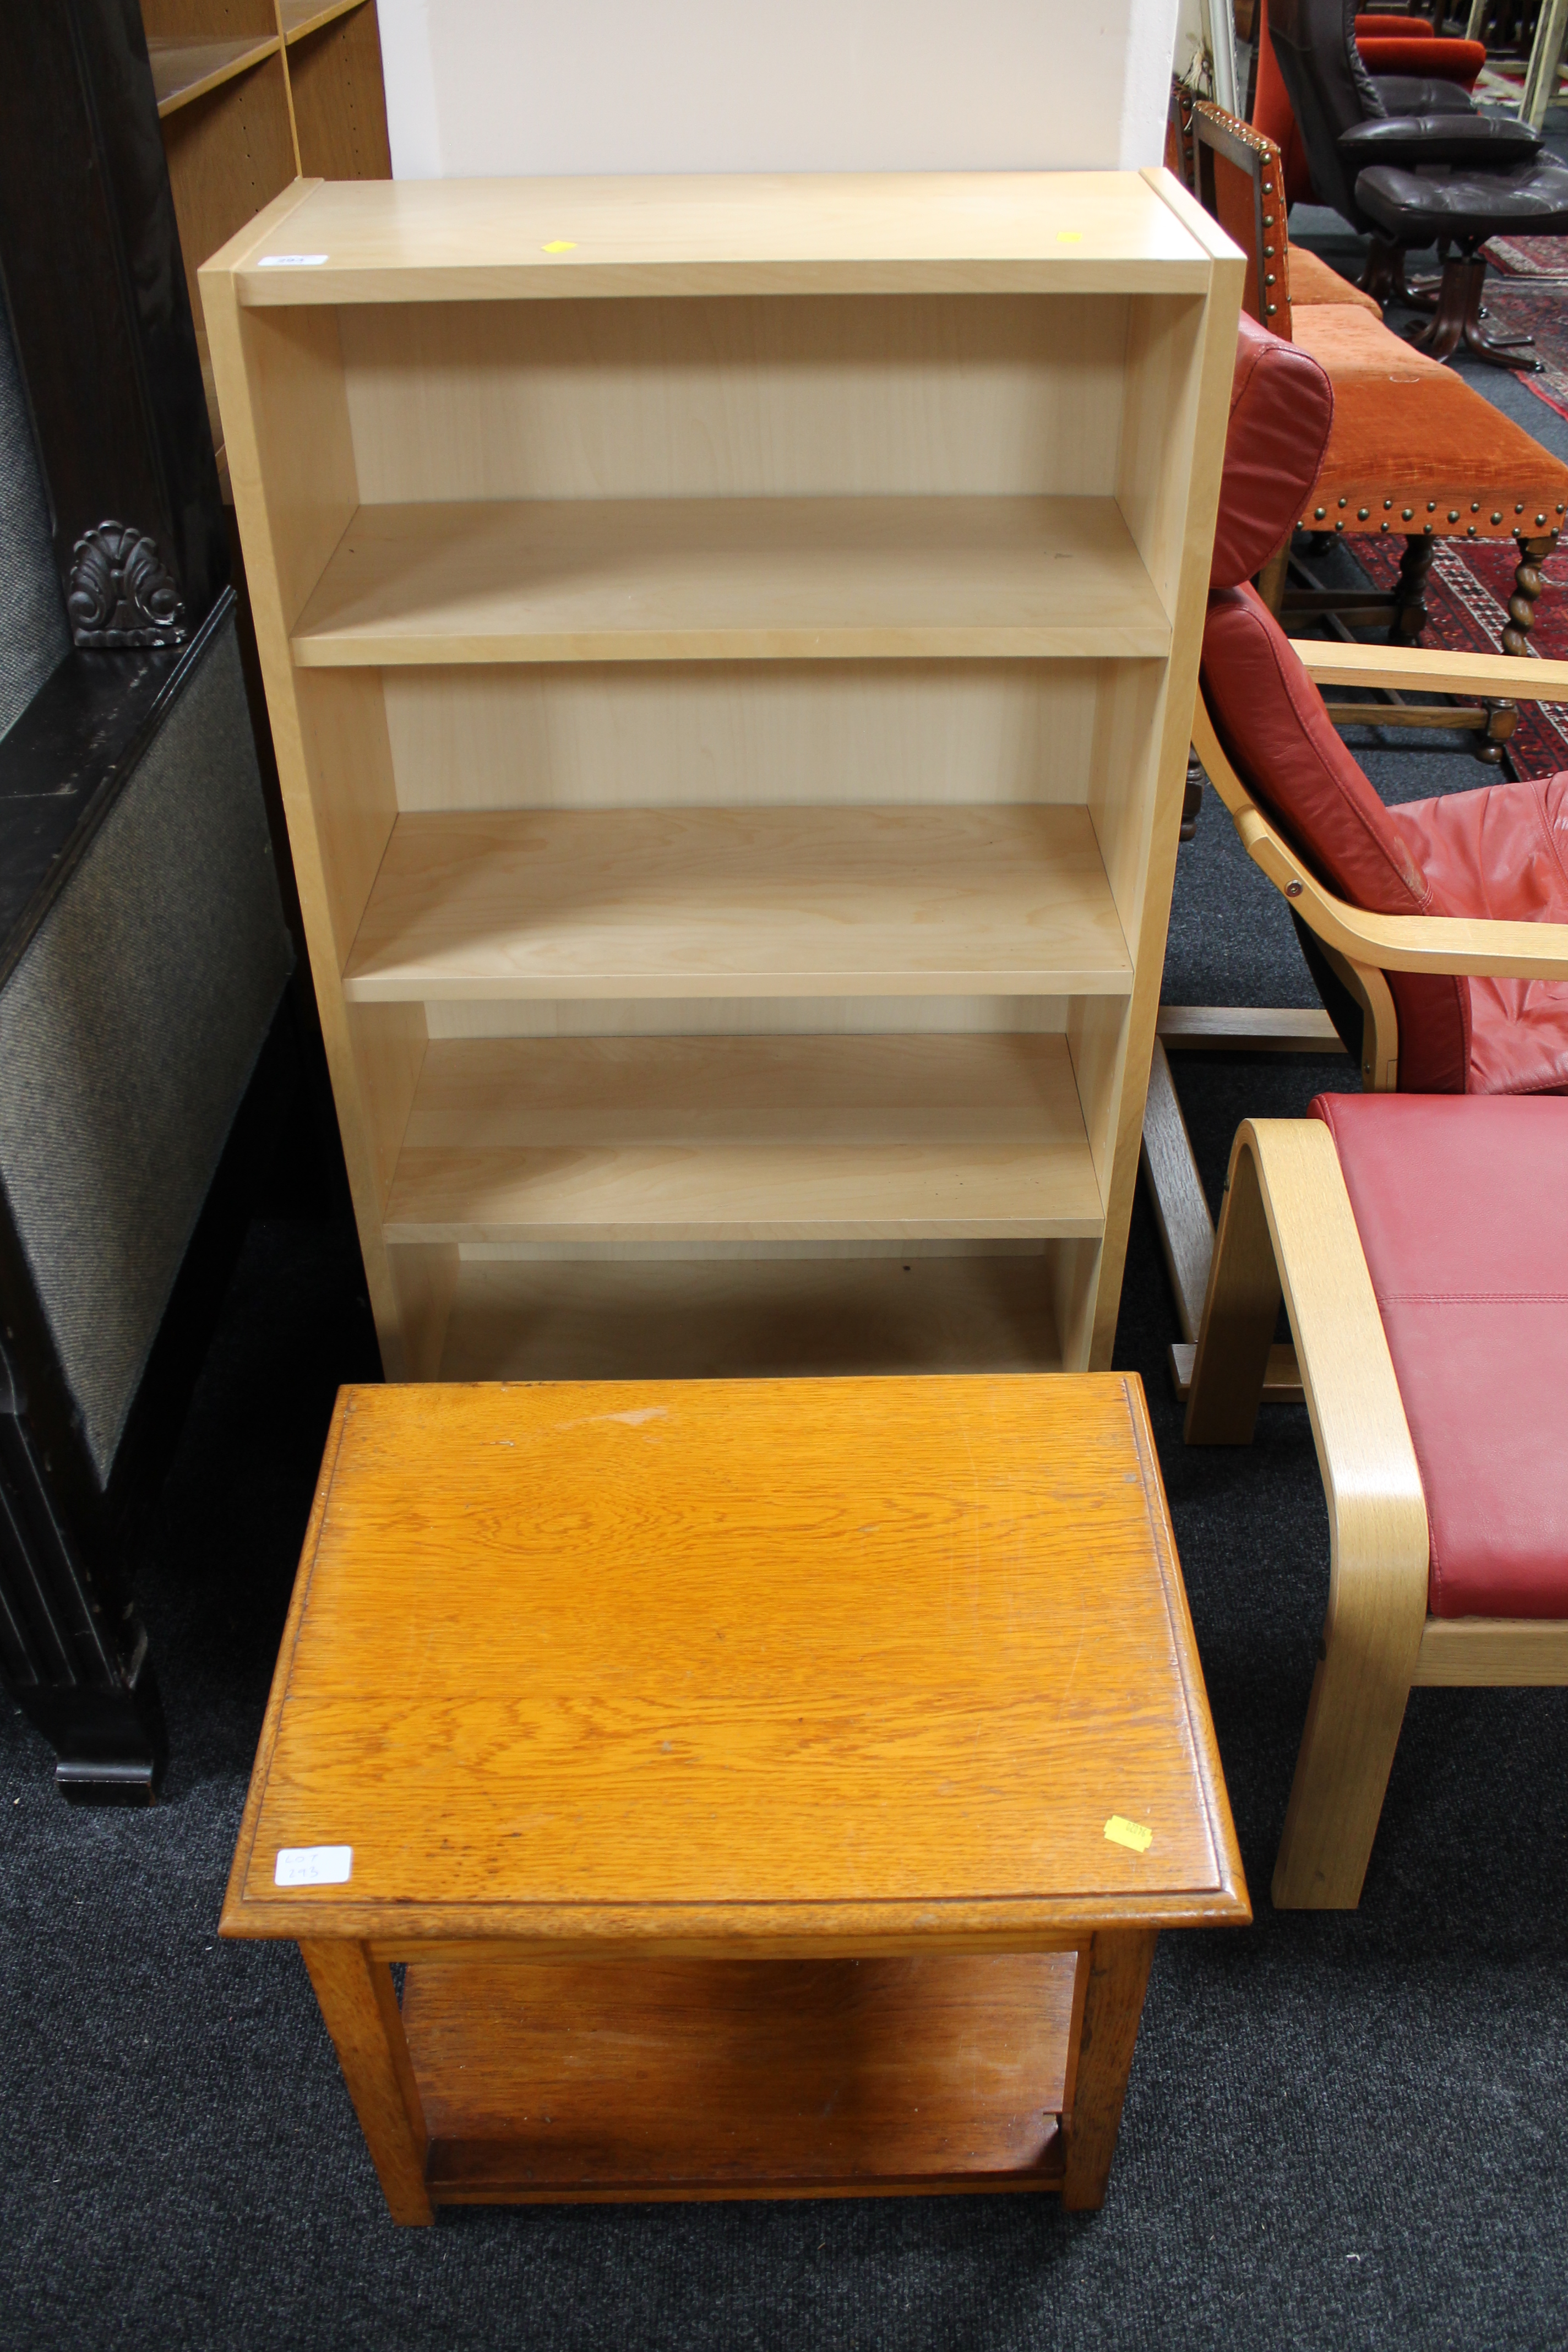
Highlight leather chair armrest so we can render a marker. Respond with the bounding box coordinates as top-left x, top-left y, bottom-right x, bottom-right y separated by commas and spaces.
1338, 115, 1544, 169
